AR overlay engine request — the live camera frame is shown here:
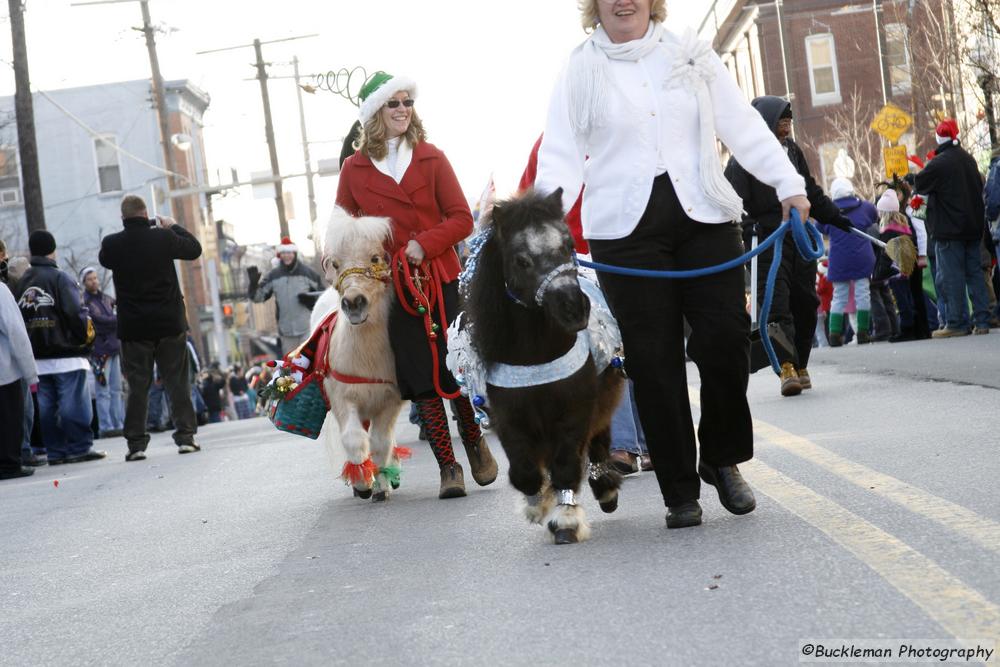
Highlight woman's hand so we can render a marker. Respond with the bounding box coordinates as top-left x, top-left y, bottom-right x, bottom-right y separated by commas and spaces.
781, 195, 811, 224
405, 240, 425, 265
917, 255, 928, 269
